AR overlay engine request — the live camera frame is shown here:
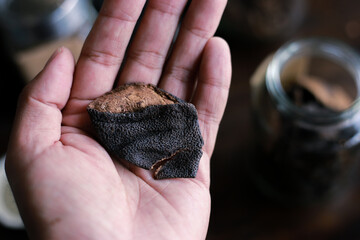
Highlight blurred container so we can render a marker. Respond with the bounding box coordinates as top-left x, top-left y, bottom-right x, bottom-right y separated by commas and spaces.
250, 38, 360, 204
0, 155, 23, 230
0, 0, 97, 81
219, 0, 306, 42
